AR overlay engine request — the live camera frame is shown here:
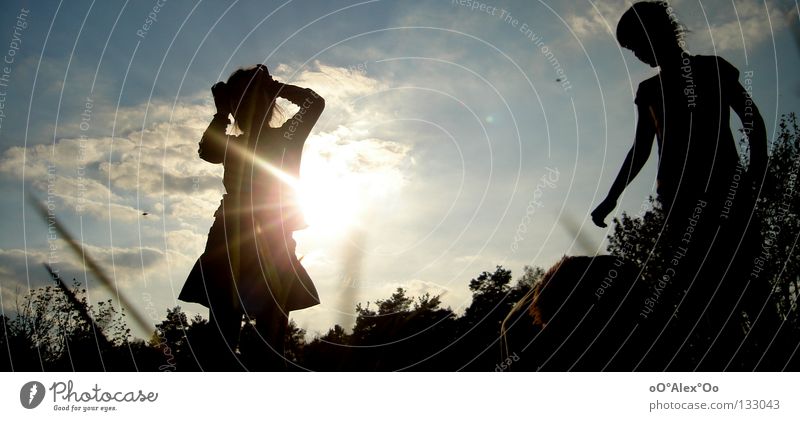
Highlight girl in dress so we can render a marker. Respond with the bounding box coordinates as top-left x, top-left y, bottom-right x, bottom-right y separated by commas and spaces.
180, 64, 325, 370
